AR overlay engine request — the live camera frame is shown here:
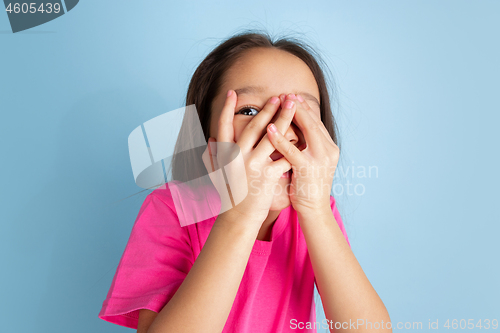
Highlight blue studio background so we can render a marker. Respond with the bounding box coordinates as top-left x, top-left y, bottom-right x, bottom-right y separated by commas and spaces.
1, 1, 499, 332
